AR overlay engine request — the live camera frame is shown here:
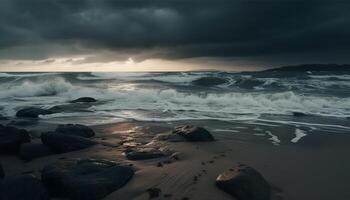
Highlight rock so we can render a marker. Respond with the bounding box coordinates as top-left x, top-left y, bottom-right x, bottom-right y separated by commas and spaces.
55, 124, 95, 138
0, 125, 31, 153
192, 77, 228, 86
48, 104, 93, 113
173, 125, 214, 142
216, 164, 271, 200
0, 163, 4, 179
19, 143, 52, 161
153, 132, 185, 142
147, 188, 161, 199
70, 97, 97, 103
293, 112, 307, 117
0, 175, 49, 200
16, 107, 53, 118
41, 132, 96, 154
126, 148, 167, 160
41, 159, 134, 200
